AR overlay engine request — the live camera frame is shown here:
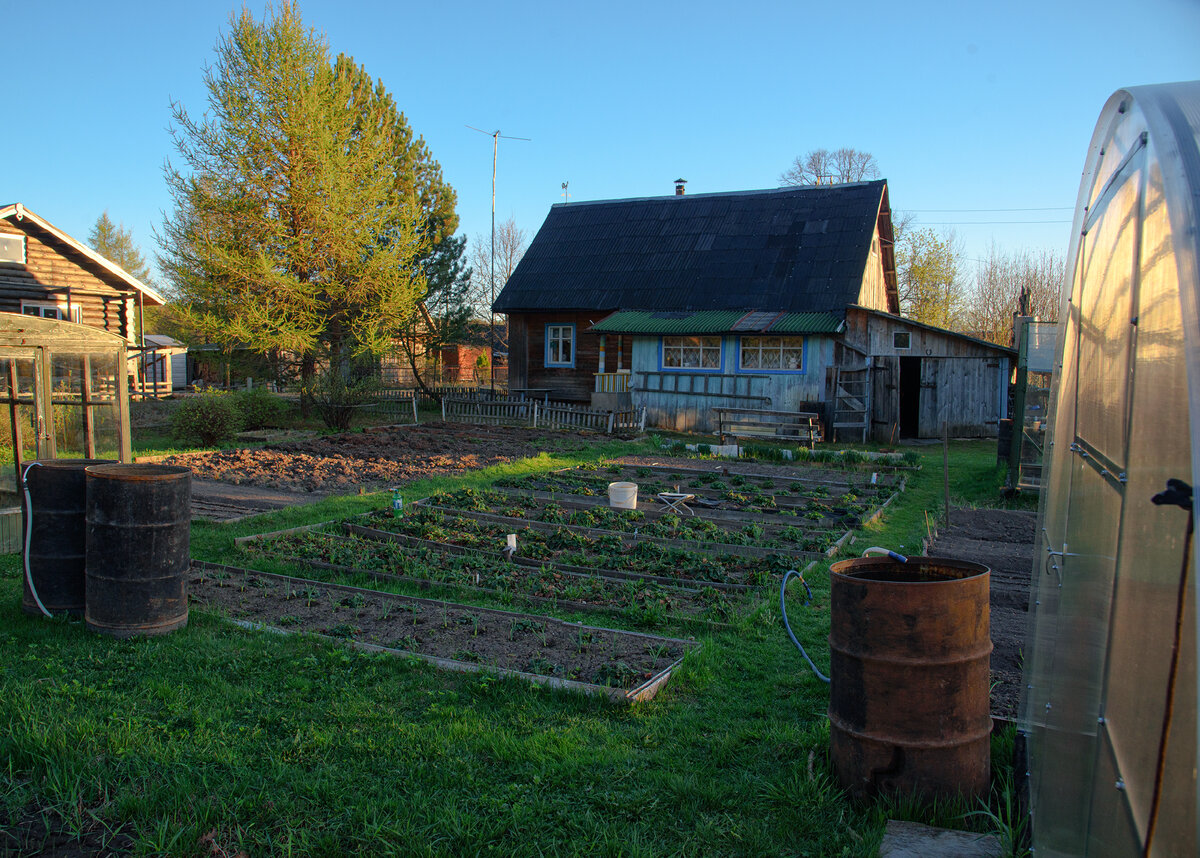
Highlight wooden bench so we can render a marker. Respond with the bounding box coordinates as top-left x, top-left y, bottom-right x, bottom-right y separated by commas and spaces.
713, 407, 823, 448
